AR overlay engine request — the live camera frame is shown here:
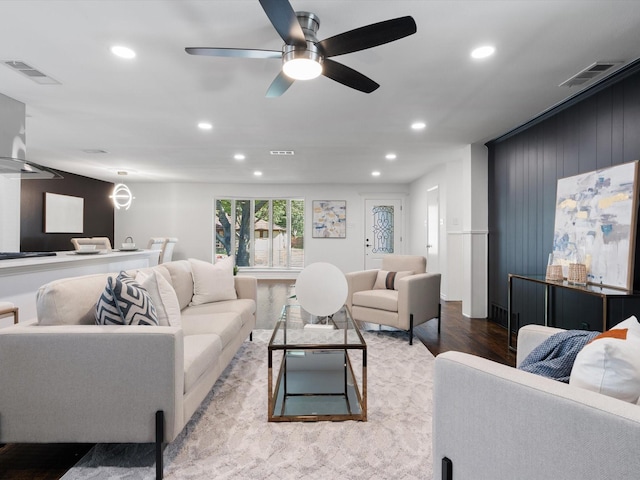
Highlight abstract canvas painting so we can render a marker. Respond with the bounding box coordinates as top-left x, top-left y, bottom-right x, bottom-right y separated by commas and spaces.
552, 160, 639, 290
312, 200, 346, 238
